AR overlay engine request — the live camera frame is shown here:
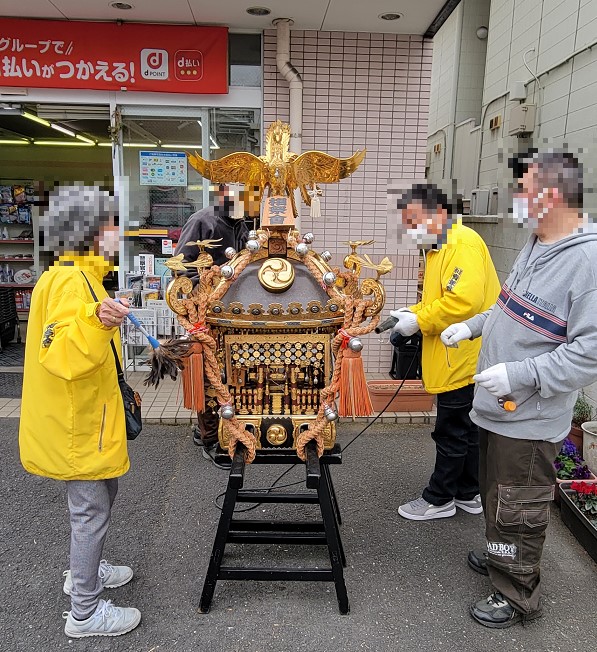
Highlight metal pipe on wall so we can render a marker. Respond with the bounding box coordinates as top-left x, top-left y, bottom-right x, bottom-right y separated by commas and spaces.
273, 18, 303, 228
